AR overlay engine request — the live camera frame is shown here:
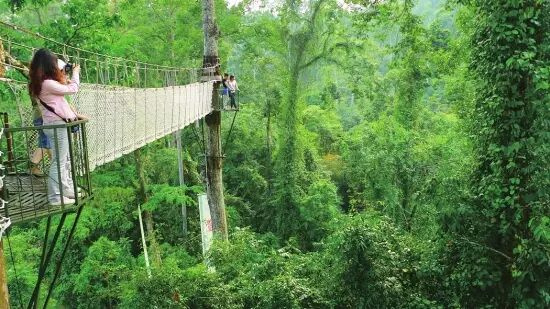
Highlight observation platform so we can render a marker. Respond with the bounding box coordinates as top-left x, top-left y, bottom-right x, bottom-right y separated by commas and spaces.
2, 173, 91, 224
1, 119, 92, 224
